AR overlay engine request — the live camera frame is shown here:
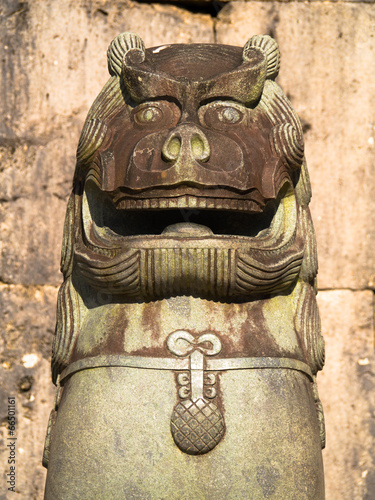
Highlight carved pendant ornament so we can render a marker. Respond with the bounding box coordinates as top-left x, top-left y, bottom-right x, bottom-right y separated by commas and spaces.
167, 331, 225, 455
44, 32, 325, 499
